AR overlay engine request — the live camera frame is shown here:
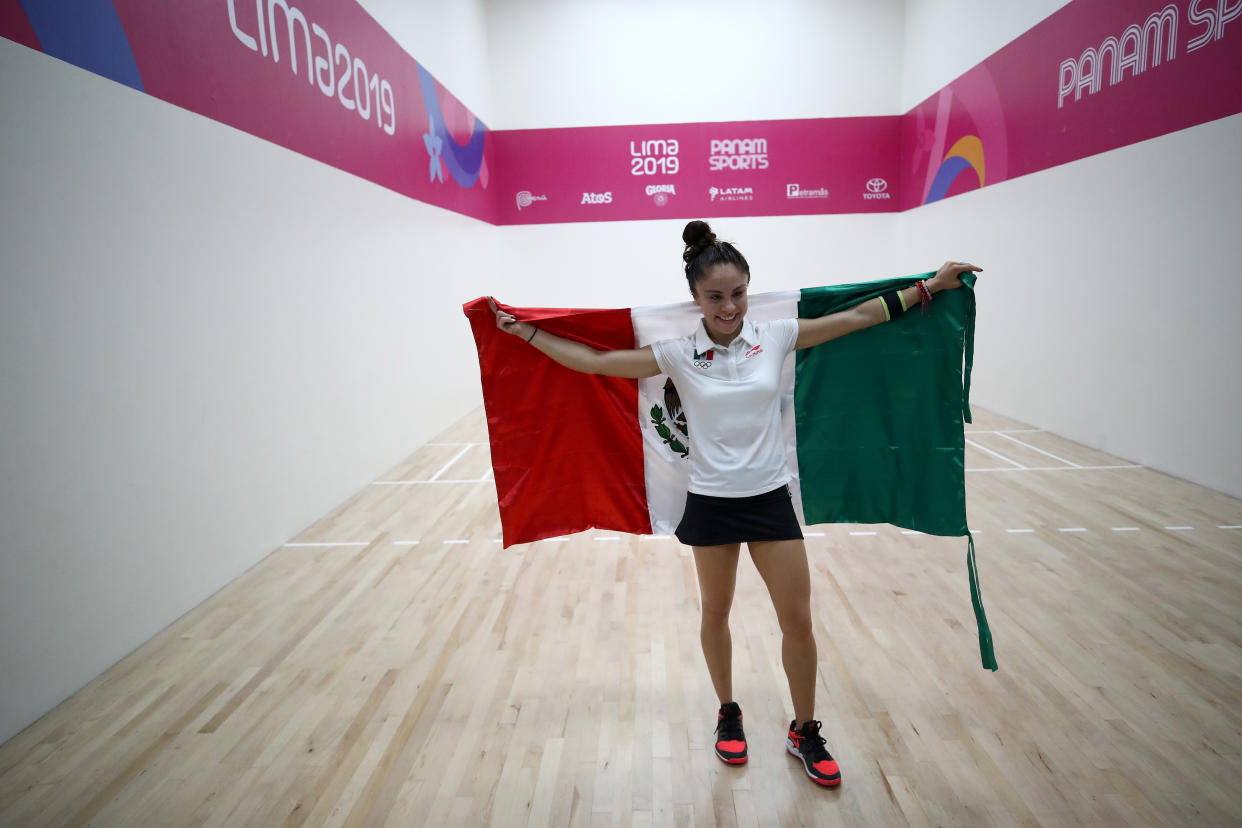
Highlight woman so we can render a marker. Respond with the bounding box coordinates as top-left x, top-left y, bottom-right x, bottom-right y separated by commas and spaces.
487, 220, 980, 788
